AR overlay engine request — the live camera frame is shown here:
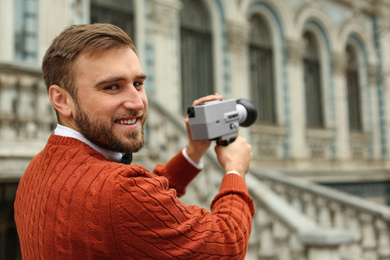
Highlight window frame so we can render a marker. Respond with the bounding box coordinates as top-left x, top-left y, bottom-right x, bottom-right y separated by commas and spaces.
180, 0, 214, 112
248, 14, 276, 124
346, 44, 363, 132
303, 31, 324, 128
